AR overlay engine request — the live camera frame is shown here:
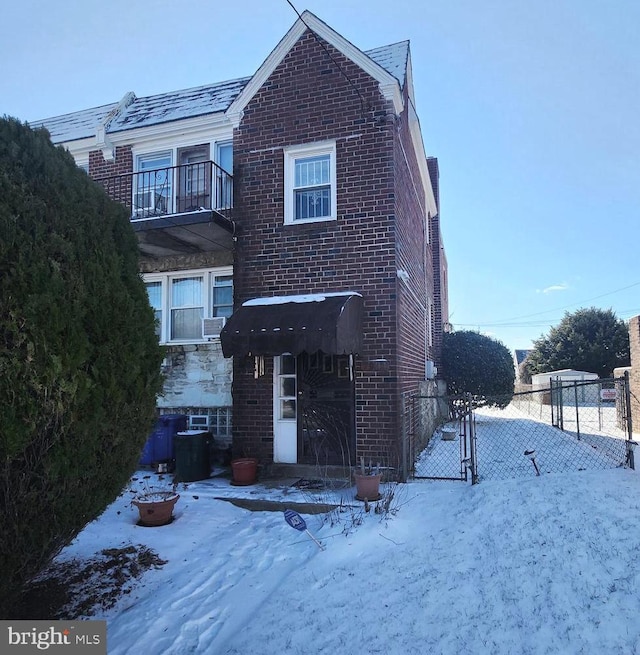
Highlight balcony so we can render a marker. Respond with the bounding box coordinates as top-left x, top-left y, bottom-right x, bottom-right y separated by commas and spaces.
96, 161, 235, 258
